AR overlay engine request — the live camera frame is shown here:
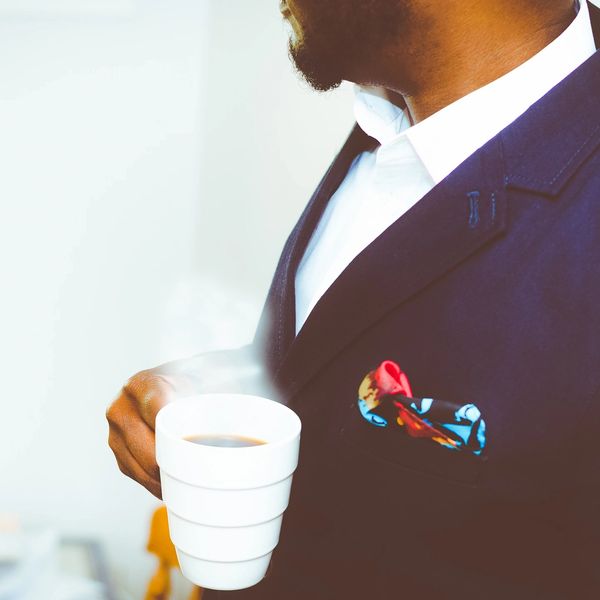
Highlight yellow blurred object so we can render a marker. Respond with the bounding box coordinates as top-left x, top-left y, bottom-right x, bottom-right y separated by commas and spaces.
145, 505, 203, 600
